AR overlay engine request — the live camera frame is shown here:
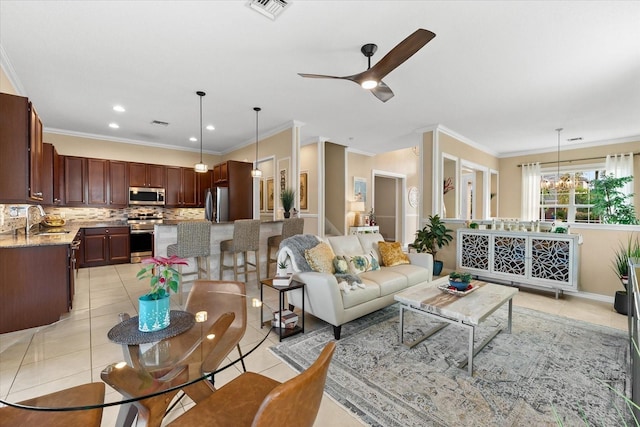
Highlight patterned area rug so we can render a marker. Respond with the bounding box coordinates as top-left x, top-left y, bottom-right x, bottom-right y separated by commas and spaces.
270, 304, 630, 427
